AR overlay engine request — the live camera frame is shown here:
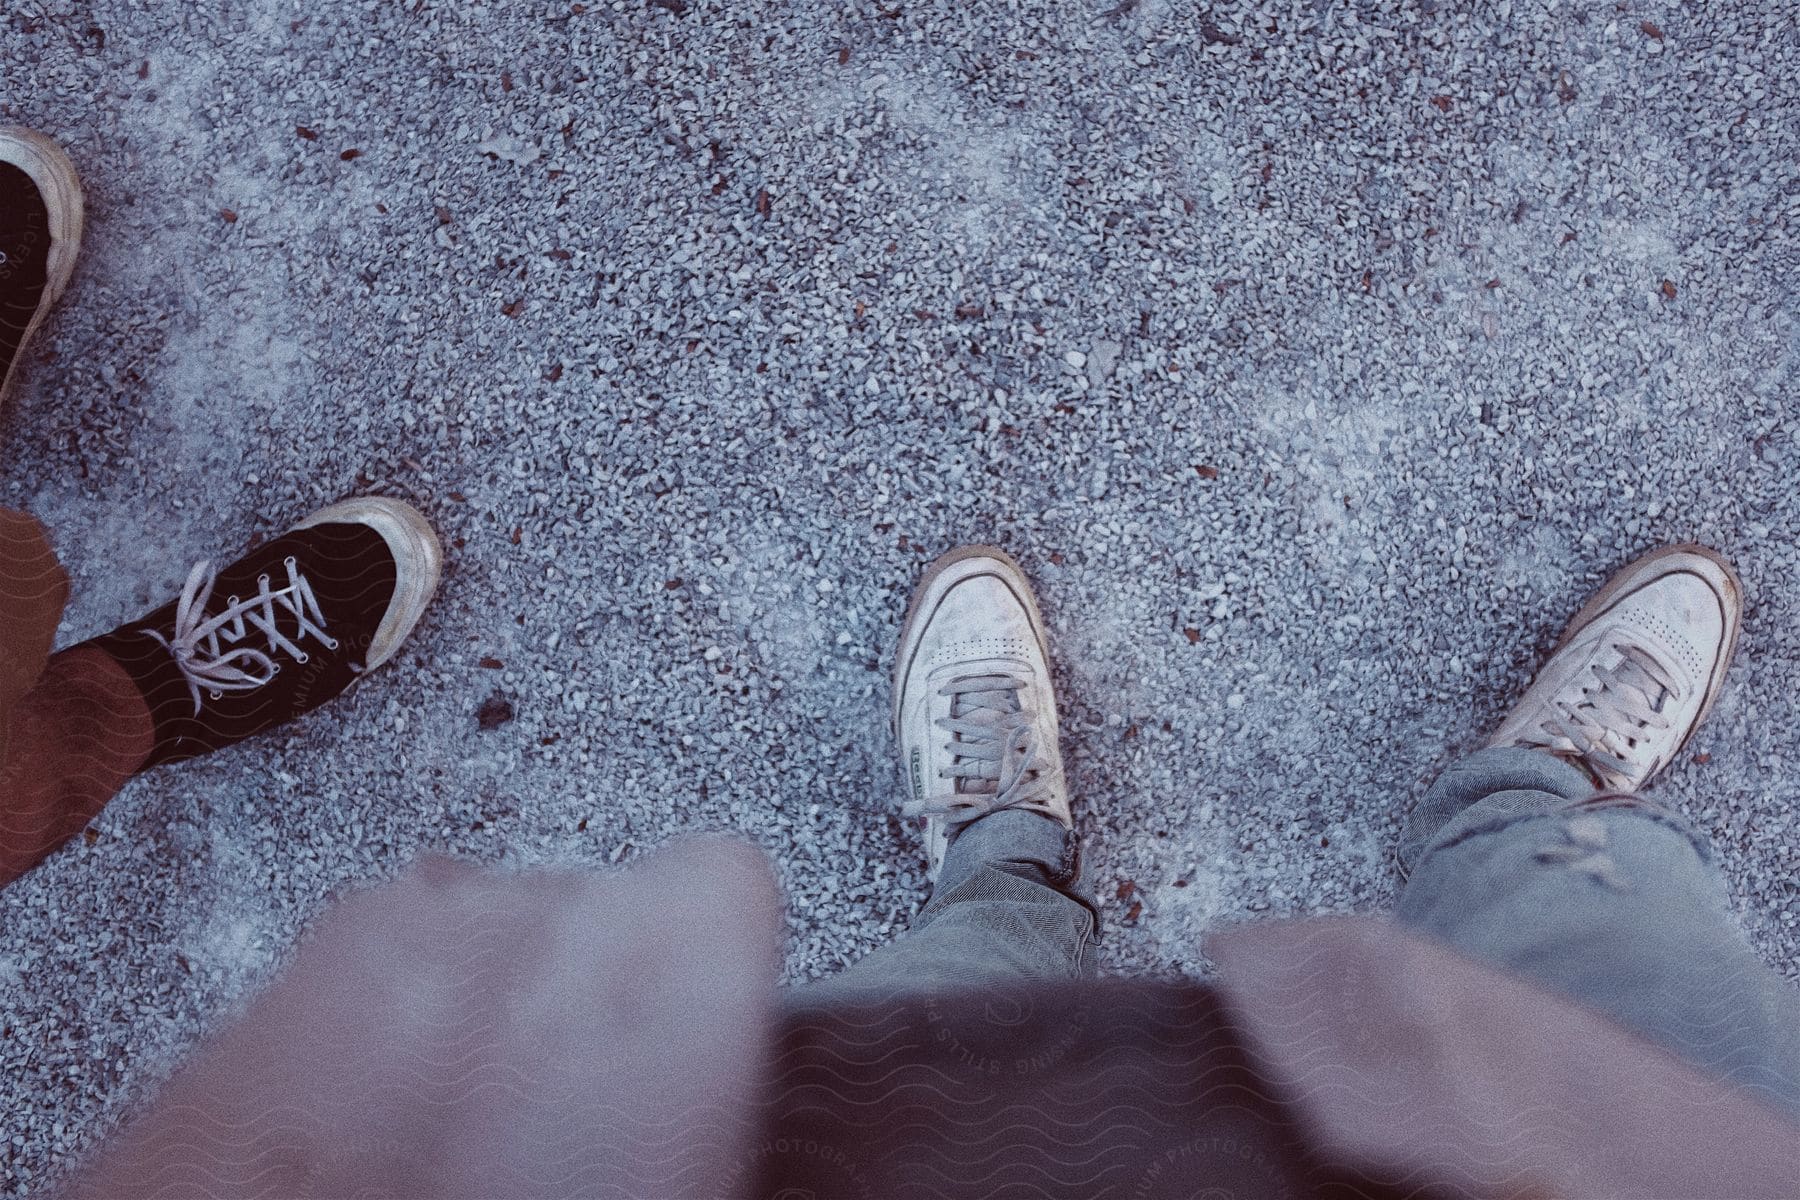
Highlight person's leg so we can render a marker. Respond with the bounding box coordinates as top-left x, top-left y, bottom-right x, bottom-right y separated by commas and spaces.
0, 646, 153, 886
796, 546, 1097, 1002
3, 134, 448, 887
0, 131, 149, 884
805, 810, 1094, 1001
0, 510, 153, 887
1, 497, 443, 888
1396, 545, 1800, 1119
